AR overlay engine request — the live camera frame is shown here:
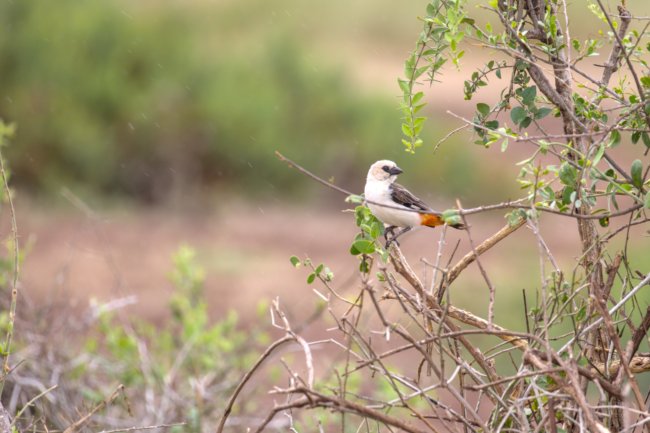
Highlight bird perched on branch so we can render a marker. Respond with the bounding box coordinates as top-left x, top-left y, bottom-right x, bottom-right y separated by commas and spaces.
364, 160, 464, 245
